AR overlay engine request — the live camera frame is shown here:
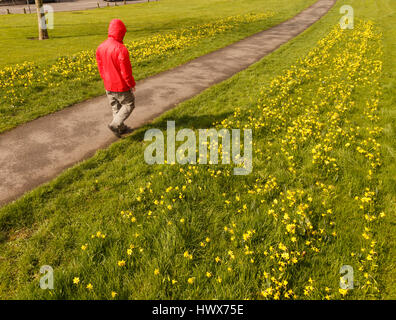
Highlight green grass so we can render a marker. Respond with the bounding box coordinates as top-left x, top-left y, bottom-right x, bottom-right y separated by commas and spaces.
0, 0, 315, 133
0, 0, 312, 66
0, 0, 395, 300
